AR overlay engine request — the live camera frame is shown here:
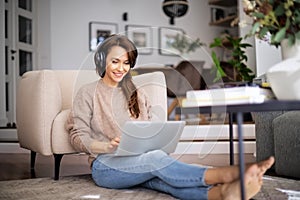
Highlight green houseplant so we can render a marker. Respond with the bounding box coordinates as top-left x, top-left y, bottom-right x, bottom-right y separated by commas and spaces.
243, 0, 300, 47
210, 36, 255, 82
167, 33, 205, 55
244, 0, 300, 100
